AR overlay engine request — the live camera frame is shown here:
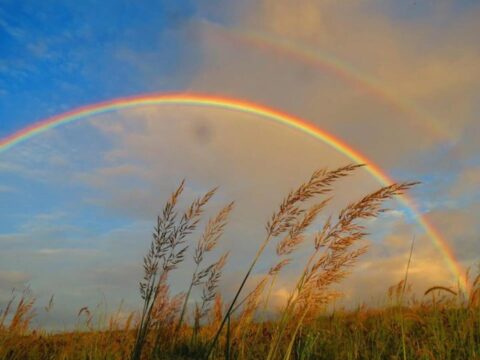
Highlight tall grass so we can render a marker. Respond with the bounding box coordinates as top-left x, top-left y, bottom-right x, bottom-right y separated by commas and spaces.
131, 180, 221, 359
176, 202, 234, 336
1, 267, 479, 359
1, 165, 478, 359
